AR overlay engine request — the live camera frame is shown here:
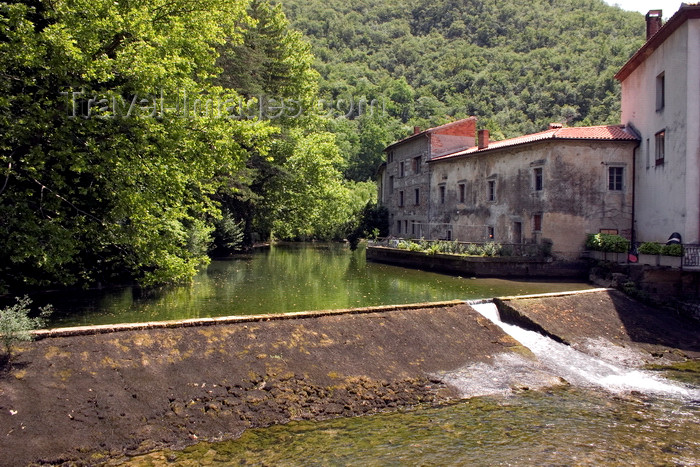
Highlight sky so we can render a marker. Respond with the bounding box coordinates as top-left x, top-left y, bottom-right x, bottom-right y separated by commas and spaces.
603, 0, 684, 18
